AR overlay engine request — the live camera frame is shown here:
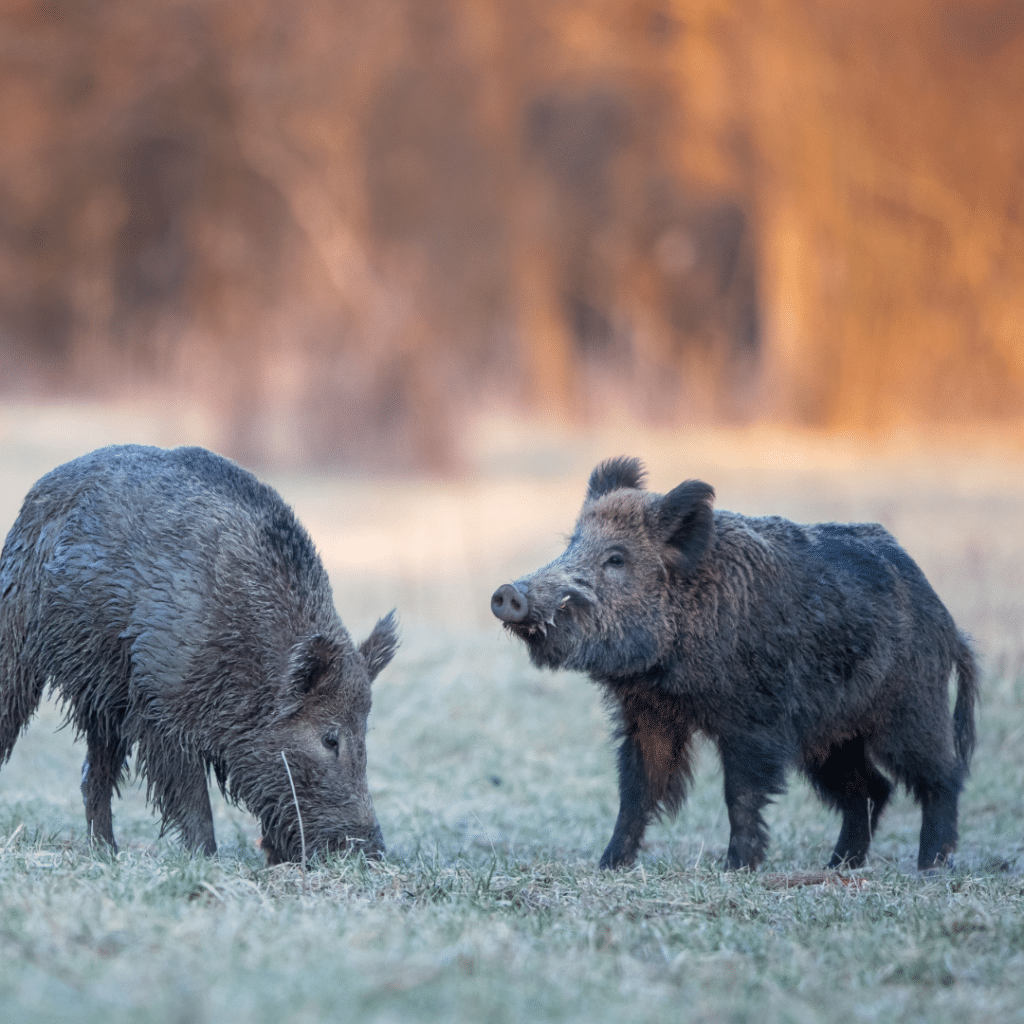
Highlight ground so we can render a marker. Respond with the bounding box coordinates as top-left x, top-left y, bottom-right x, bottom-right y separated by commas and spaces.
1, 403, 1022, 1023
